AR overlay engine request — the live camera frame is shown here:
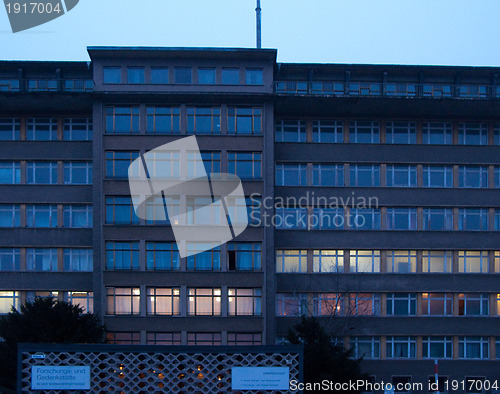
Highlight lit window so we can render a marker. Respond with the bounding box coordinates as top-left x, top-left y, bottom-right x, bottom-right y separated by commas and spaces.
147, 288, 180, 315
0, 291, 20, 314
106, 287, 140, 315
350, 293, 381, 315
422, 293, 453, 316
349, 250, 381, 273
276, 293, 308, 316
276, 250, 307, 273
187, 288, 221, 316
313, 293, 343, 316
422, 251, 453, 273
313, 250, 344, 272
458, 251, 489, 273
228, 288, 262, 316
64, 291, 93, 313
386, 251, 417, 273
